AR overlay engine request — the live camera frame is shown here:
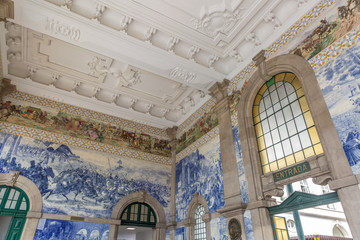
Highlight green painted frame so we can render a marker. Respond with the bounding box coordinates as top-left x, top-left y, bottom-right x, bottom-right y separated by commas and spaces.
268, 191, 339, 216
0, 185, 30, 240
120, 202, 157, 227
268, 191, 340, 239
